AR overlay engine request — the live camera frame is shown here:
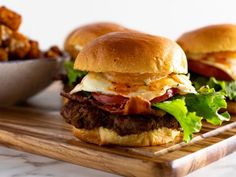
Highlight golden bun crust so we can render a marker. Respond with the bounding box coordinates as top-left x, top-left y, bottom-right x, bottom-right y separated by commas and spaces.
177, 24, 236, 54
74, 32, 187, 75
64, 22, 130, 59
73, 127, 181, 146
227, 101, 236, 114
